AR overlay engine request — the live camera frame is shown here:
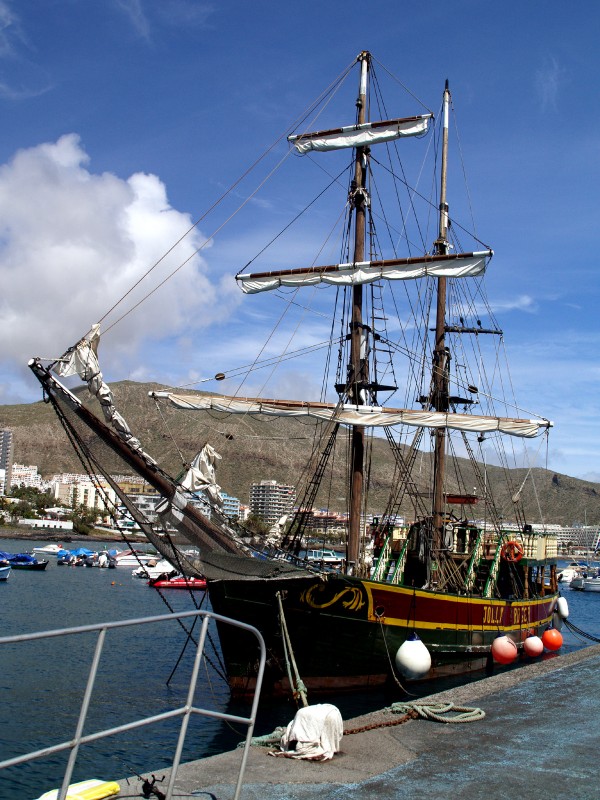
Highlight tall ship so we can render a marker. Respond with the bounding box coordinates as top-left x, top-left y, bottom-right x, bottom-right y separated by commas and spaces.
29, 51, 559, 697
